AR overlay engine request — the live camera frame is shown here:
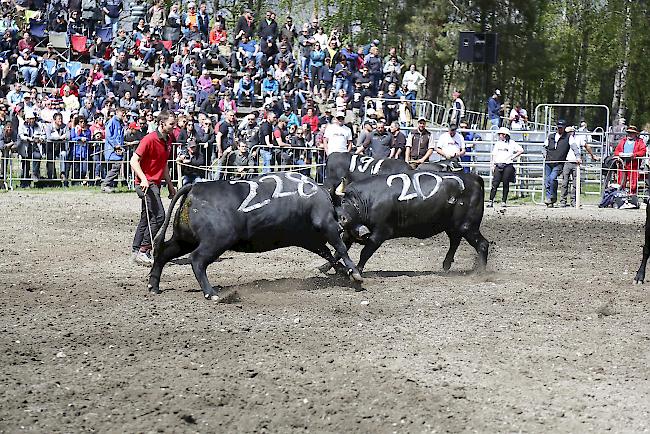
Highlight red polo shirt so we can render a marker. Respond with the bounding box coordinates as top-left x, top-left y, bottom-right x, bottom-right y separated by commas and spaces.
134, 130, 173, 185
